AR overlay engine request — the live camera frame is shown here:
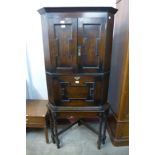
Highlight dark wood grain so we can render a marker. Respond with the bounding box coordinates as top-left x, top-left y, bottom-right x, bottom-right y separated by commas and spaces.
46, 74, 109, 108
40, 9, 115, 74
38, 7, 117, 15
40, 8, 116, 117
39, 7, 117, 119
48, 18, 77, 73
78, 17, 107, 73
38, 7, 117, 148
